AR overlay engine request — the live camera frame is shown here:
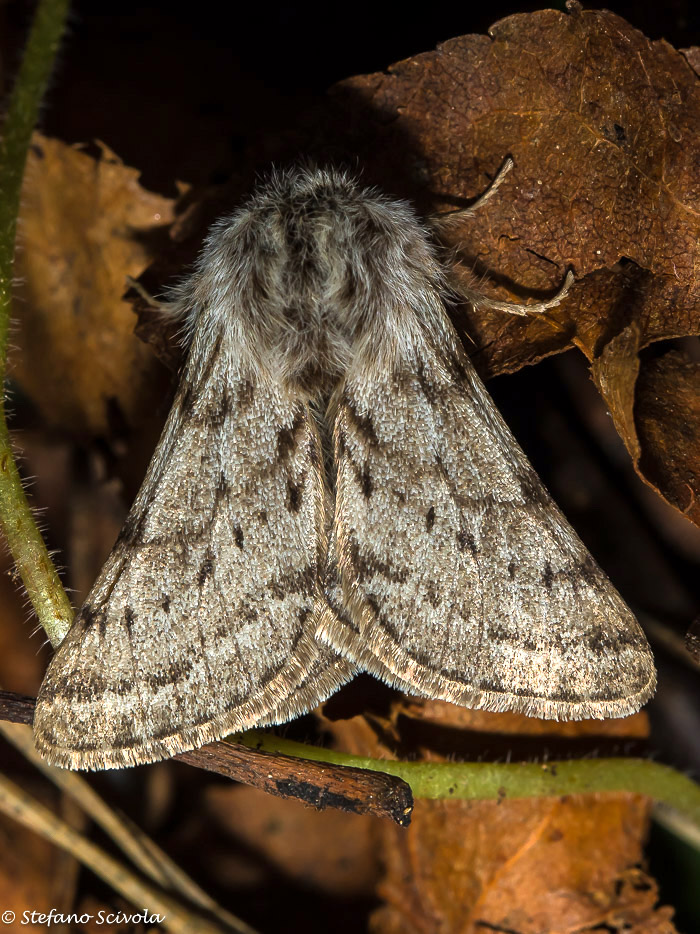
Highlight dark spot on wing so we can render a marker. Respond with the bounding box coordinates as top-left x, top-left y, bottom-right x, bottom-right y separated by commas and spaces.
349, 540, 408, 584
257, 509, 268, 524
585, 625, 616, 655
287, 478, 302, 512
179, 383, 195, 418
487, 623, 540, 652
51, 671, 135, 701
394, 489, 406, 504
542, 562, 554, 590
116, 508, 147, 548
124, 606, 136, 631
209, 388, 233, 427
241, 605, 259, 625
269, 565, 317, 600
277, 410, 306, 462
579, 555, 600, 587
416, 362, 441, 408
215, 473, 231, 503
142, 658, 195, 690
237, 378, 255, 408
361, 463, 372, 499
488, 623, 512, 643
341, 391, 378, 445
539, 556, 604, 594
161, 595, 171, 613
75, 603, 97, 632
234, 524, 244, 549
508, 559, 517, 580
457, 526, 478, 556
78, 603, 110, 640
198, 555, 214, 586
588, 622, 645, 652
80, 604, 98, 632
434, 452, 449, 483
426, 506, 436, 531
519, 470, 550, 507
426, 581, 441, 608
544, 684, 579, 702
